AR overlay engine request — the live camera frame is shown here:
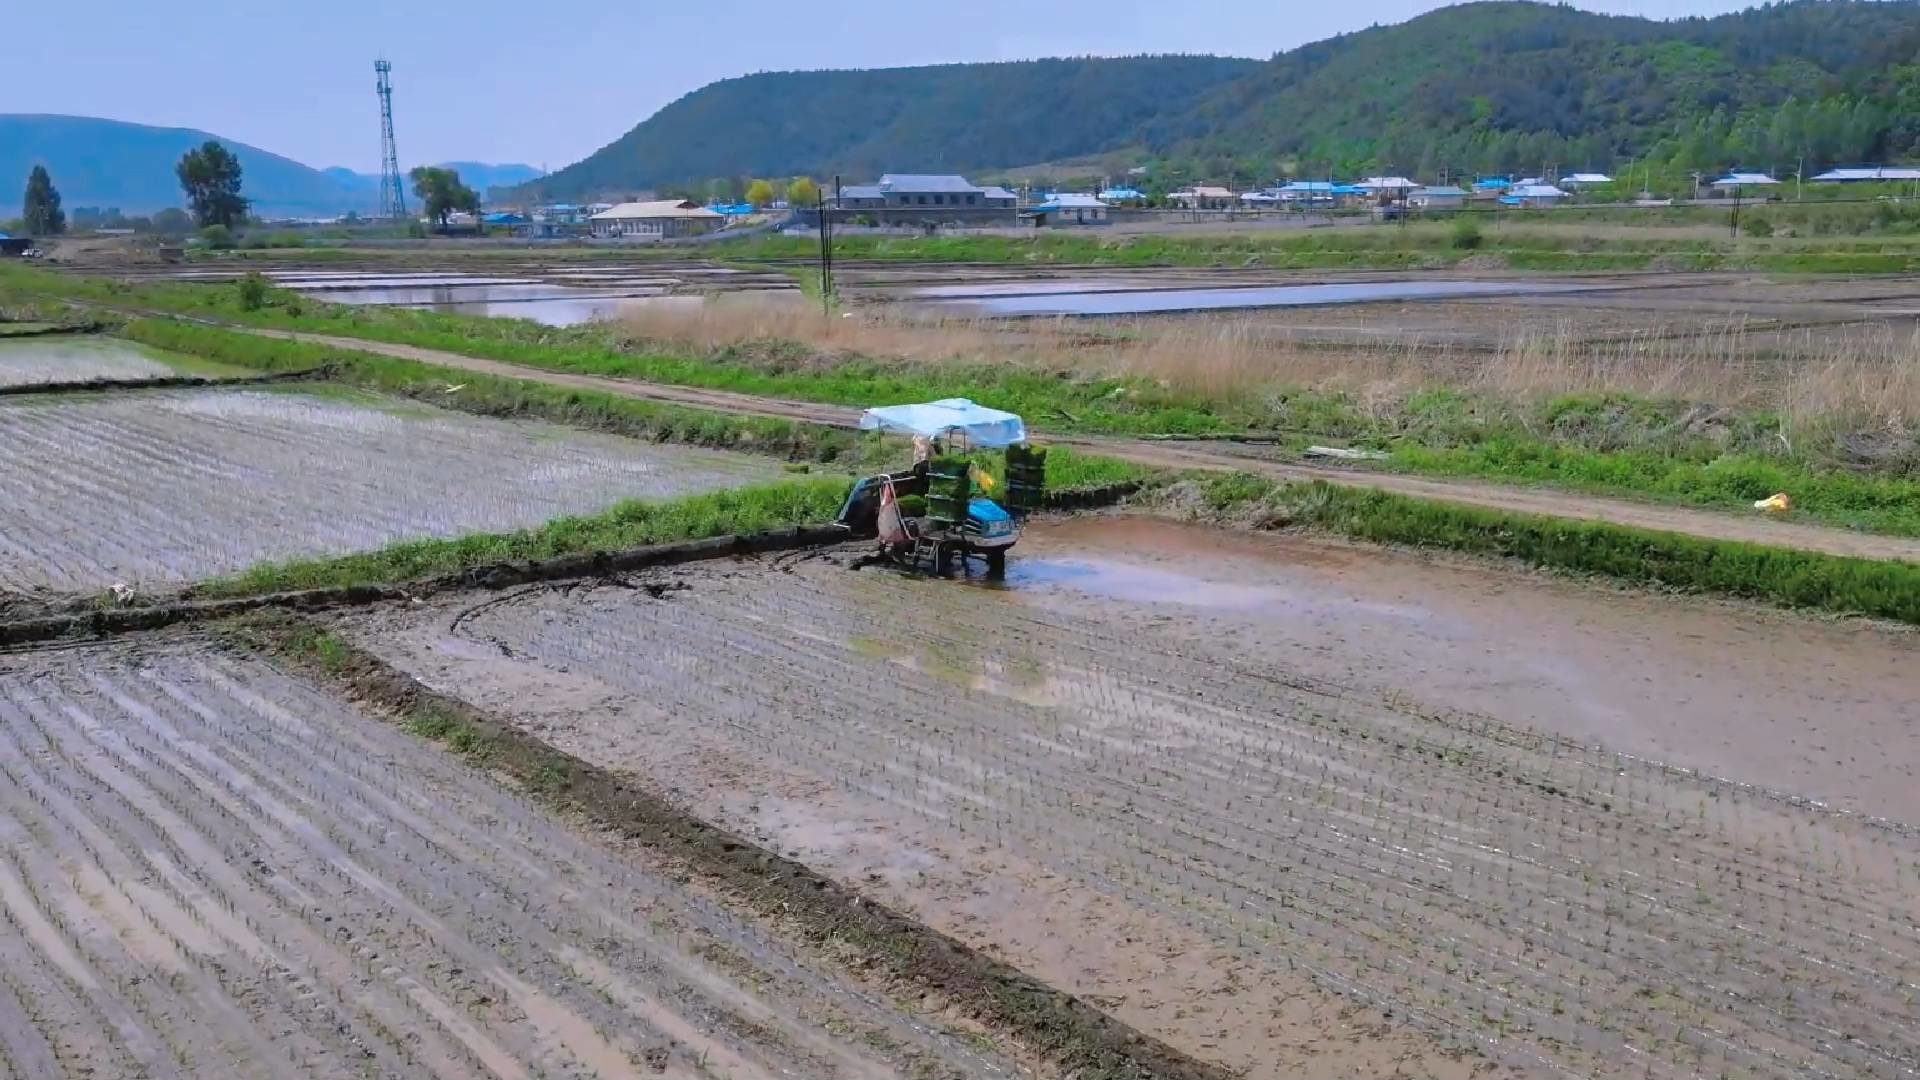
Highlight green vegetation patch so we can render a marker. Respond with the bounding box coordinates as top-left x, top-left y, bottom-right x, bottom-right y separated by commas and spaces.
193, 478, 854, 599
